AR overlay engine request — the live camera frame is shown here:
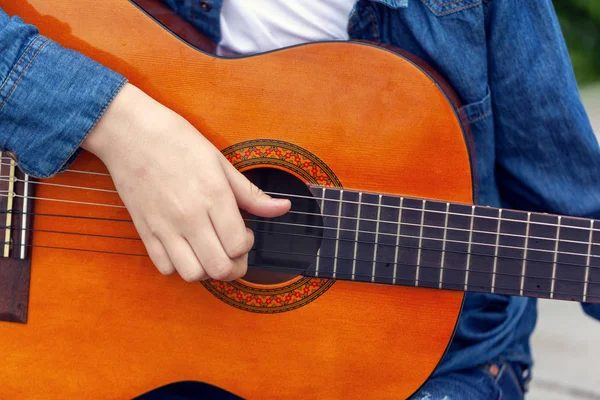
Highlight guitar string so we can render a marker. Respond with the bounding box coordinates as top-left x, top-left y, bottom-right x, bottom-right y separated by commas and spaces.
7, 209, 600, 273
2, 176, 597, 249
5, 221, 600, 283
3, 240, 600, 298
0, 179, 598, 259
3, 190, 598, 265
1, 222, 589, 270
0, 170, 598, 233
